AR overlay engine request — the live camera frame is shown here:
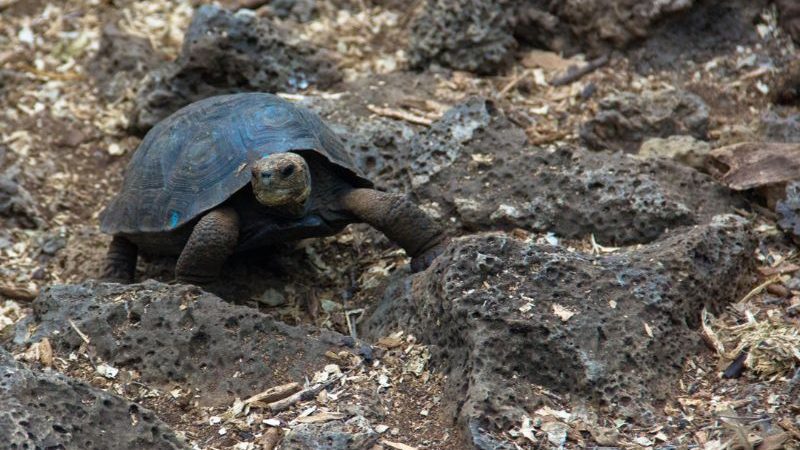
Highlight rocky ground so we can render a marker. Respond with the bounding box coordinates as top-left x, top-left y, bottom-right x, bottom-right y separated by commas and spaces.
2, 0, 800, 449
